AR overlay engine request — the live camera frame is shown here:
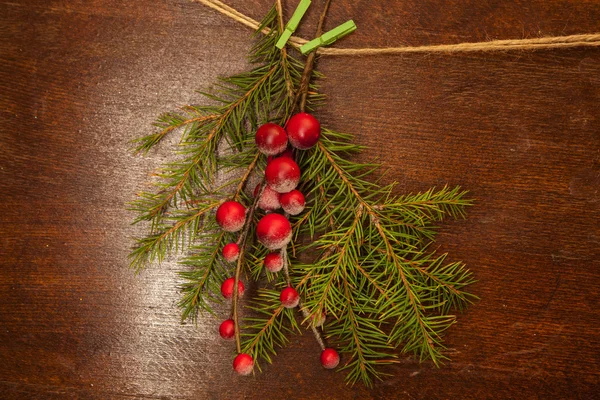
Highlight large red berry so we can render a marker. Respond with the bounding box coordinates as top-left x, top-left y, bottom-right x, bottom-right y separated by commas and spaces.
216, 201, 246, 232
219, 319, 235, 340
255, 123, 288, 156
222, 243, 240, 263
255, 184, 281, 211
280, 287, 299, 308
256, 214, 292, 250
264, 252, 283, 273
265, 157, 300, 193
320, 348, 340, 369
233, 353, 254, 376
286, 112, 320, 150
221, 277, 245, 299
280, 189, 305, 215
